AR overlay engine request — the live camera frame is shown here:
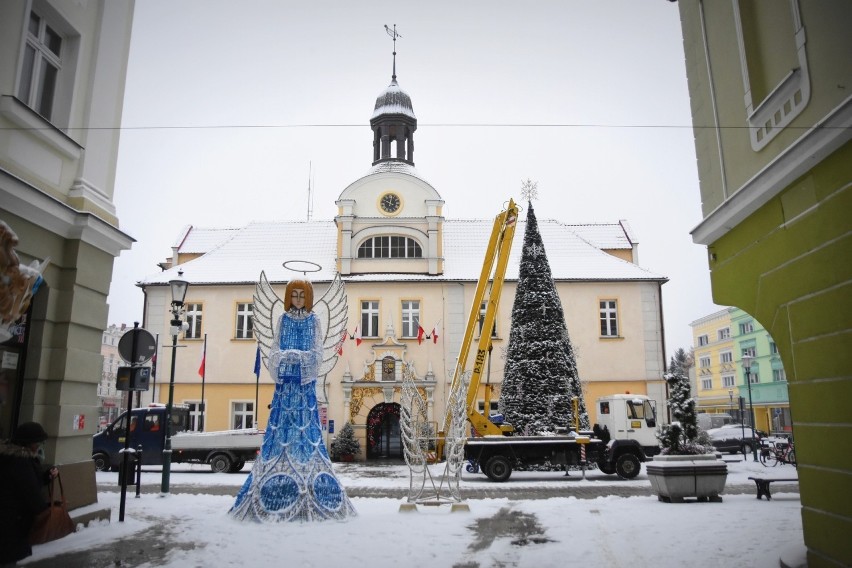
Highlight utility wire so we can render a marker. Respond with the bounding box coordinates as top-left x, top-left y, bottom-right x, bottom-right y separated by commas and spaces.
1, 123, 847, 132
